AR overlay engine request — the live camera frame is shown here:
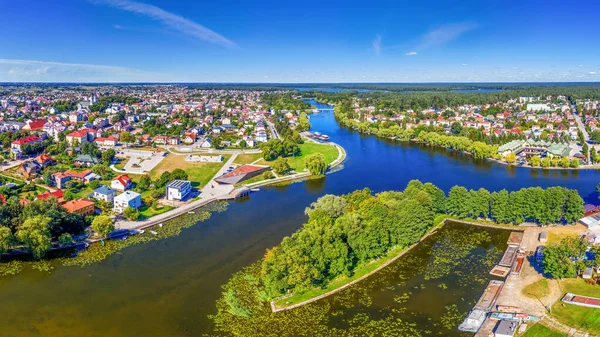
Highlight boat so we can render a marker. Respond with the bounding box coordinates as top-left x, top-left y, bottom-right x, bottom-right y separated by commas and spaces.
314, 132, 322, 136
489, 312, 540, 322
499, 245, 519, 267
150, 230, 158, 235
250, 188, 260, 192
188, 211, 195, 214
320, 135, 330, 141
159, 223, 163, 227
474, 280, 504, 311
511, 253, 525, 275
458, 309, 487, 333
